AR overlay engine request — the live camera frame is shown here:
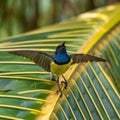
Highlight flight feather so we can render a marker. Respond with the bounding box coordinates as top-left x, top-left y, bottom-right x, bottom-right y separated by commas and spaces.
70, 54, 106, 64
9, 50, 53, 72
